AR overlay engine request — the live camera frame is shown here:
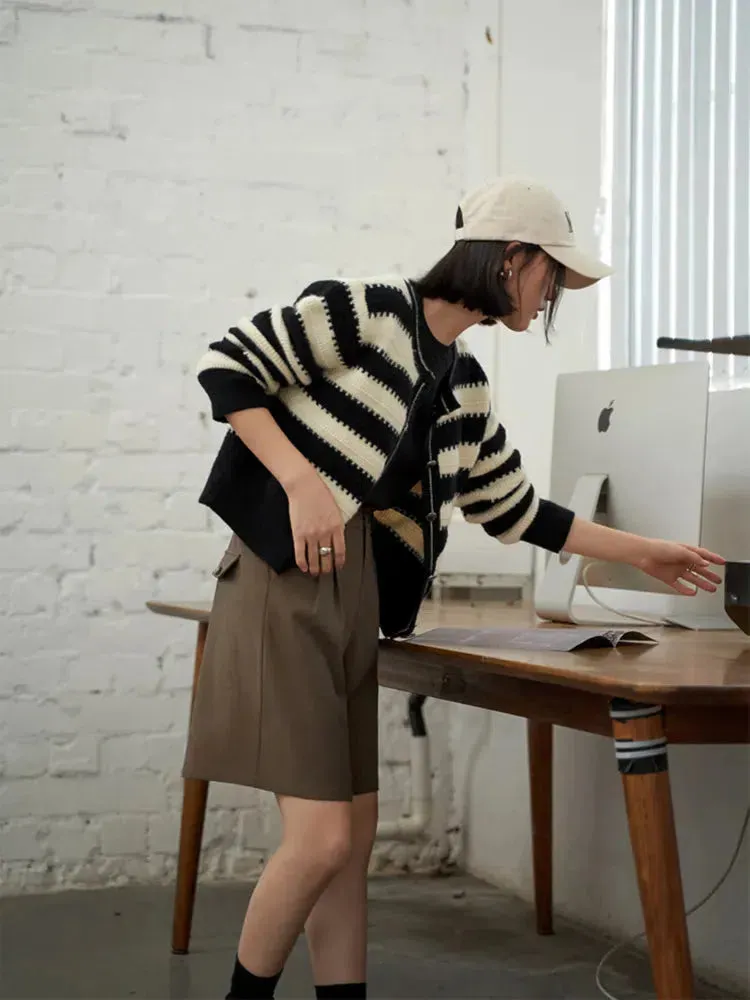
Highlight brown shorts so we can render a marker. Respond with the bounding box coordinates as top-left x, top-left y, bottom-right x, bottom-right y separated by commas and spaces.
182, 511, 380, 801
